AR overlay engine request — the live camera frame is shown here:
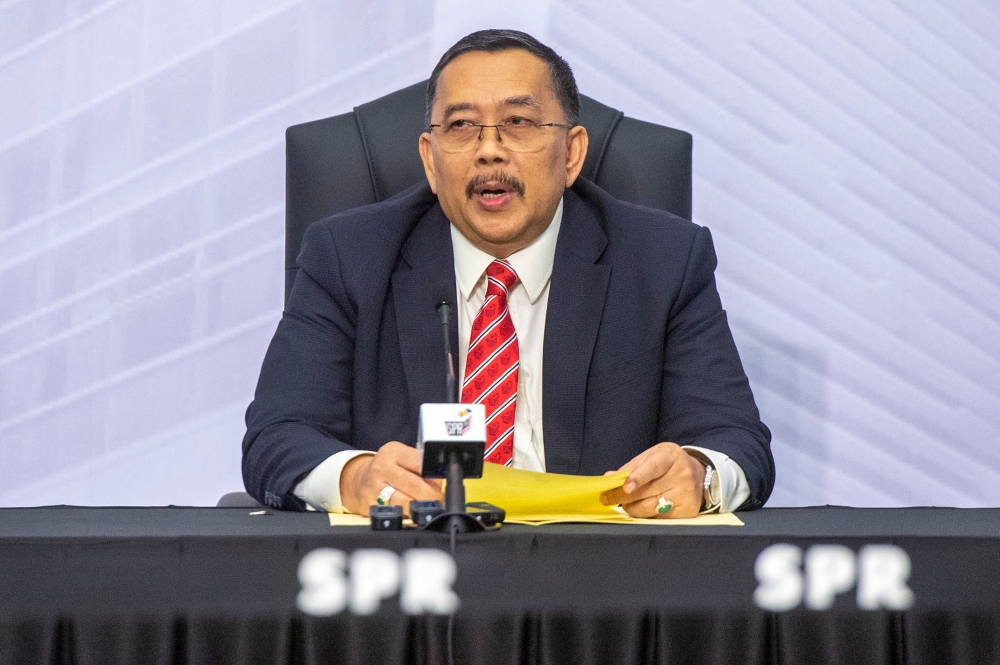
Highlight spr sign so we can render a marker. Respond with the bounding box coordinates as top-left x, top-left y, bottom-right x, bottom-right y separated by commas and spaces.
297, 548, 460, 616
754, 543, 914, 612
